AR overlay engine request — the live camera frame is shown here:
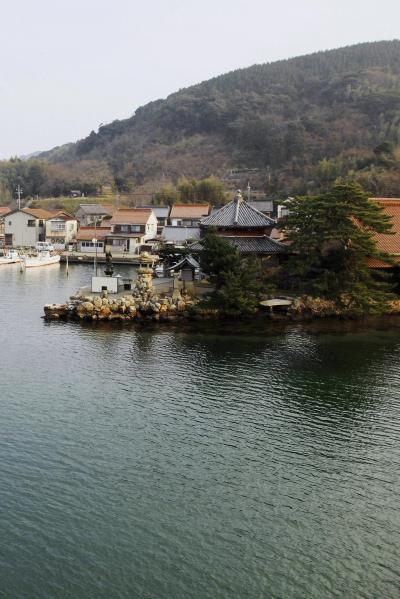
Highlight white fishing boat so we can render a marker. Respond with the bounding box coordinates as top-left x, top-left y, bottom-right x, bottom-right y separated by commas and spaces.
22, 251, 60, 268
0, 250, 21, 265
